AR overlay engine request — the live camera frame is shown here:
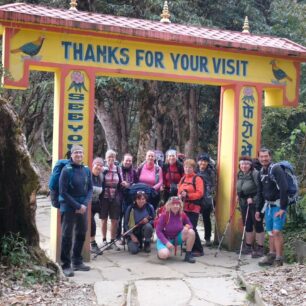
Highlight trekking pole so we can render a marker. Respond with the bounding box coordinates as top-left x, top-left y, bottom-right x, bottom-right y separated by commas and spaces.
211, 197, 220, 245
93, 215, 152, 259
237, 204, 250, 268
214, 201, 238, 257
